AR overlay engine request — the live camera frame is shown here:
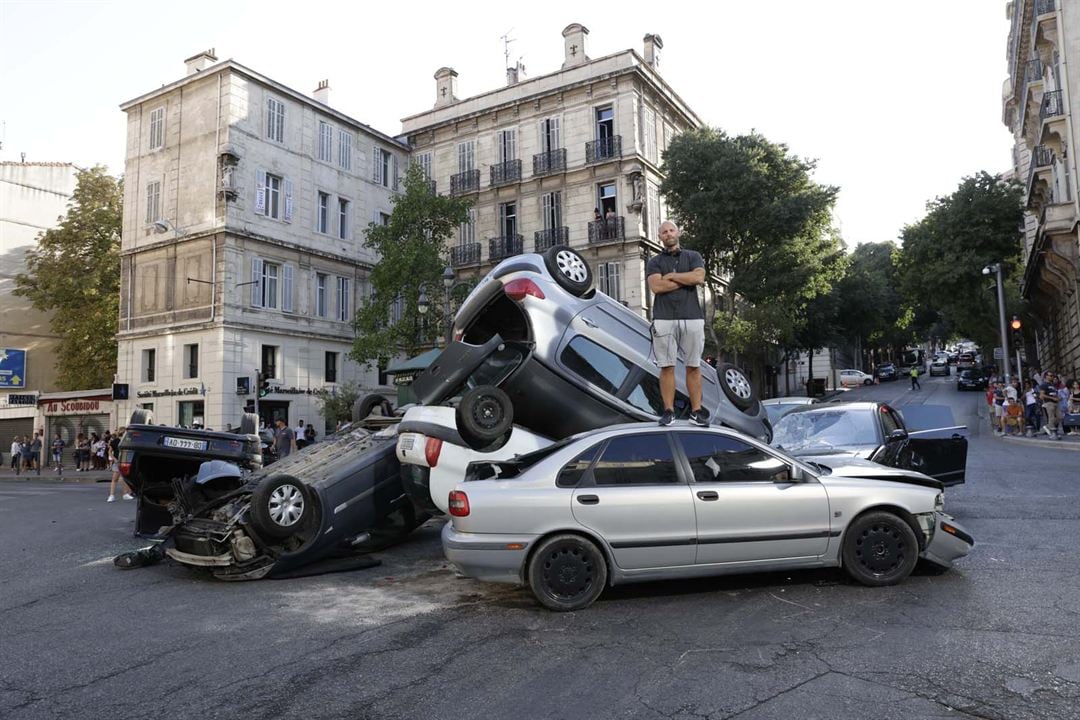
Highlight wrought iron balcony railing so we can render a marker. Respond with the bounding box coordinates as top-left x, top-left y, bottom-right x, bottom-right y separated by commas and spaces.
533, 148, 567, 176
490, 159, 522, 187
588, 216, 625, 244
450, 242, 481, 267
450, 169, 480, 195
586, 136, 622, 164
534, 227, 569, 253
1041, 90, 1064, 120
488, 234, 524, 261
